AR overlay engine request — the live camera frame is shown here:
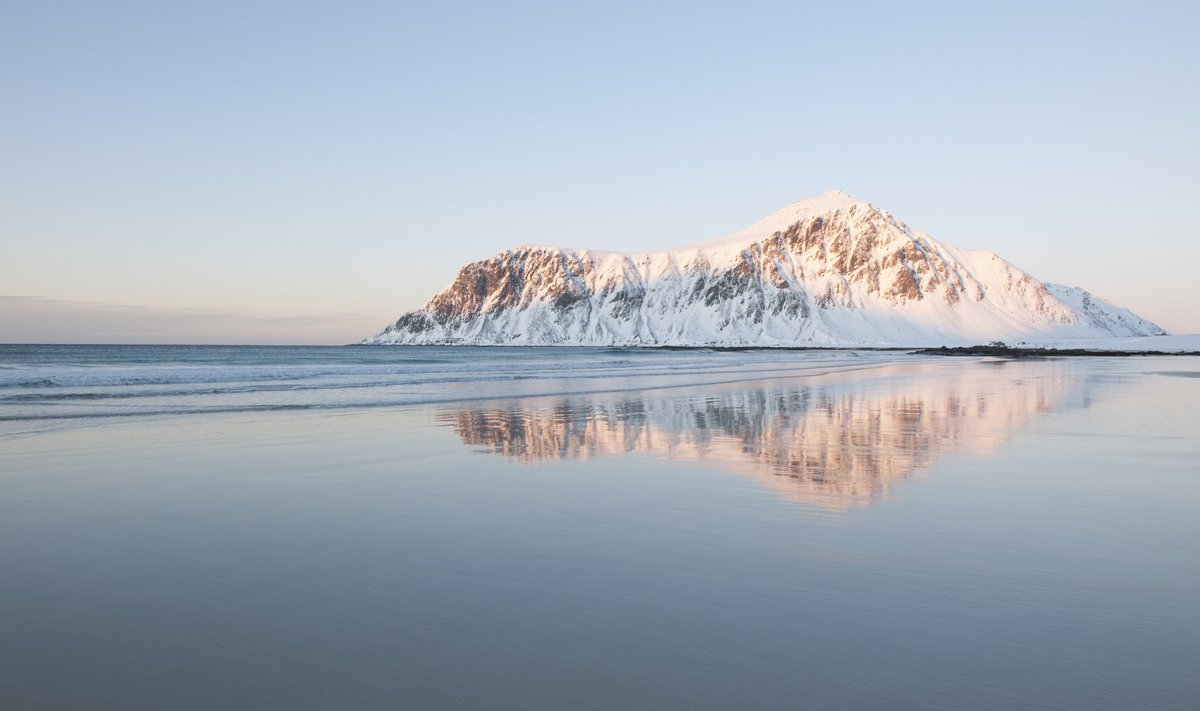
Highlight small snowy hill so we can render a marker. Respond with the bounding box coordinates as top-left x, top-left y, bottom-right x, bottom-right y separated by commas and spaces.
365, 191, 1164, 346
